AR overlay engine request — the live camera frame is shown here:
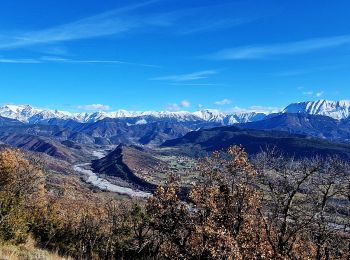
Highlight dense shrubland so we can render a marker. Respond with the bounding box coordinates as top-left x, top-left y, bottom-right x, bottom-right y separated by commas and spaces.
0, 147, 349, 259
